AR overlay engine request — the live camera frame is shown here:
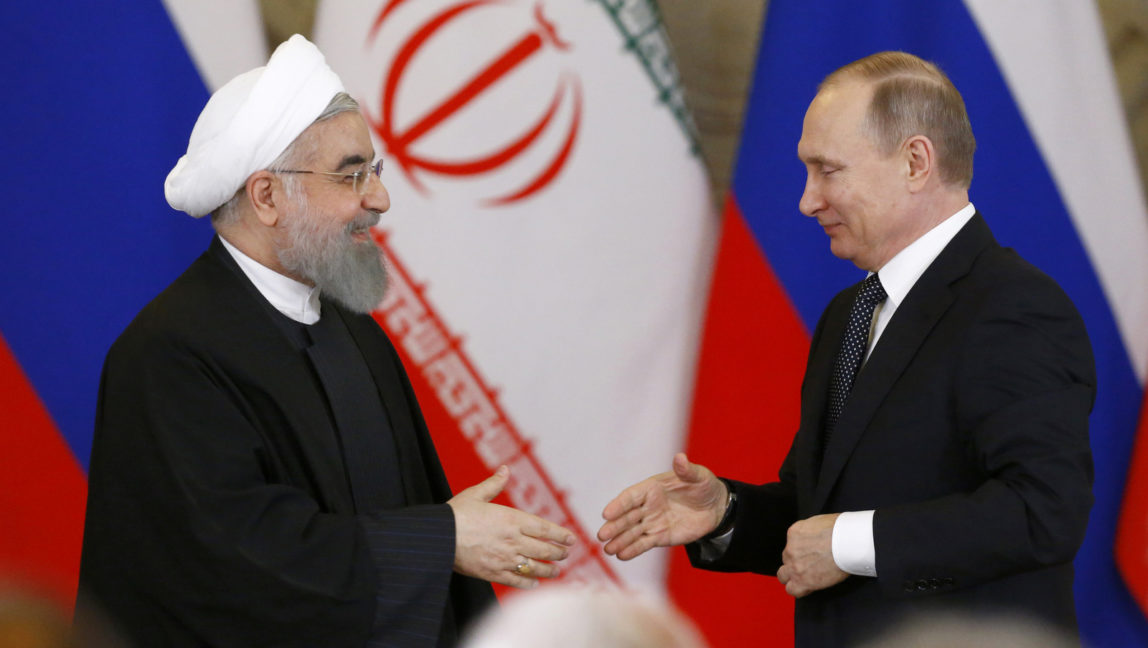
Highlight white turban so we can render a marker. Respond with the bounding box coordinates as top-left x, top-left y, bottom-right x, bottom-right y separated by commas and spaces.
165, 34, 345, 218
